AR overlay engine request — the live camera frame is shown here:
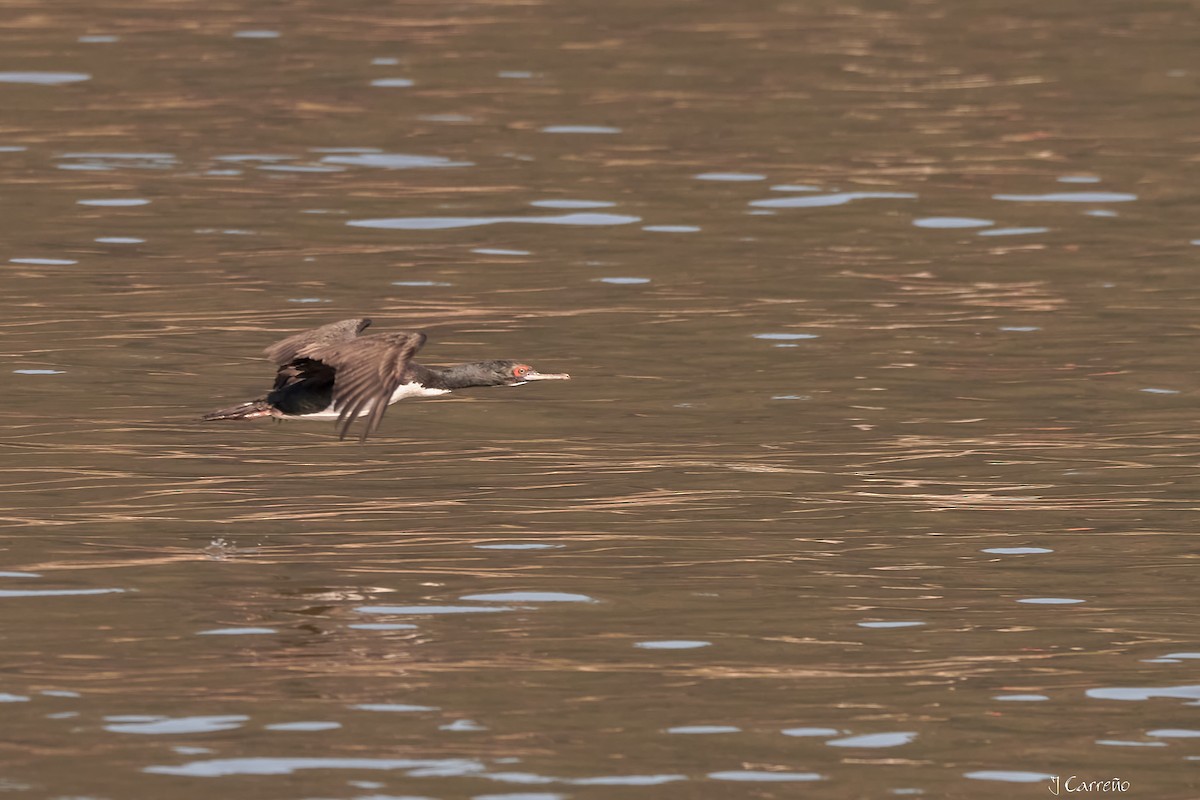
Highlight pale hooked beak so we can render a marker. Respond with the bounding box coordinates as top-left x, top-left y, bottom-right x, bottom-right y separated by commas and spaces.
524, 370, 571, 381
